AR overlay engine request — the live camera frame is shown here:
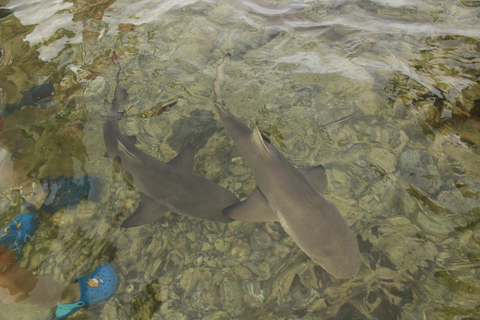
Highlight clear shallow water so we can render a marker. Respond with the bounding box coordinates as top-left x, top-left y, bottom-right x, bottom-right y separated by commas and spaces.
1, 0, 480, 319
